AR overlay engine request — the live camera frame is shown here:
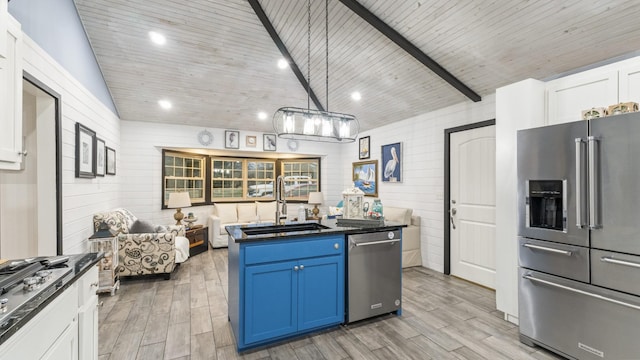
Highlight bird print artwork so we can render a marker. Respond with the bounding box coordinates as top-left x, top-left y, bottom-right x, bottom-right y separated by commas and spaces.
382, 143, 401, 182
